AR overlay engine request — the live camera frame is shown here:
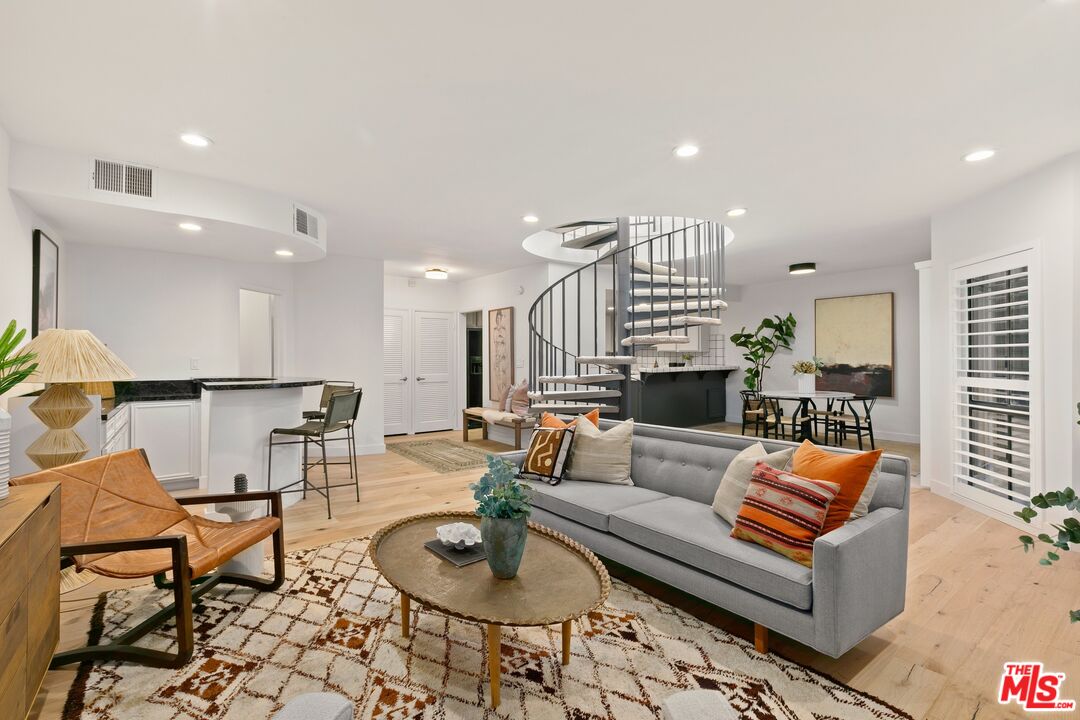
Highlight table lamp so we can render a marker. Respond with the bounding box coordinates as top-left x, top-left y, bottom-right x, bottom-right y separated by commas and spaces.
19, 329, 135, 469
